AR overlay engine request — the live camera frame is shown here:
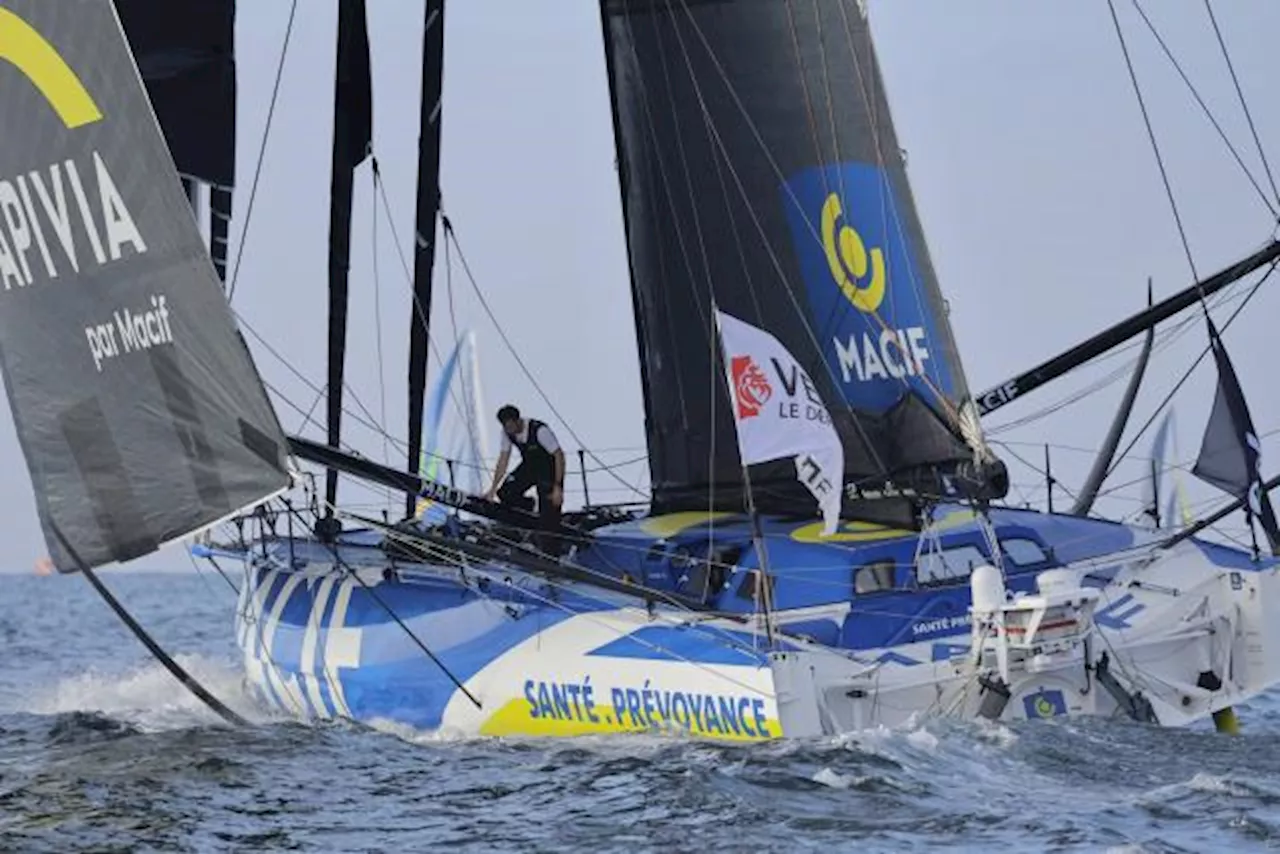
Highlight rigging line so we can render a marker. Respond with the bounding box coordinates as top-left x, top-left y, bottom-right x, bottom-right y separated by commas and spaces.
51, 522, 247, 726
986, 280, 1249, 435
990, 439, 1081, 505
441, 228, 484, 480
281, 503, 483, 709
1127, 0, 1277, 218
370, 172, 494, 440
1205, 0, 1280, 210
784, 0, 832, 200
236, 308, 394, 444
663, 1, 889, 472
828, 2, 970, 422
380, 524, 882, 672
368, 523, 774, 660
644, 9, 725, 523
615, 13, 699, 442
350, 511, 717, 623
441, 222, 649, 500
296, 383, 328, 436
228, 0, 298, 303
185, 547, 239, 598
196, 549, 312, 719
1090, 421, 1280, 506
371, 167, 393, 507
1104, 258, 1277, 482
238, 550, 353, 719
1108, 0, 1199, 283
262, 377, 405, 471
